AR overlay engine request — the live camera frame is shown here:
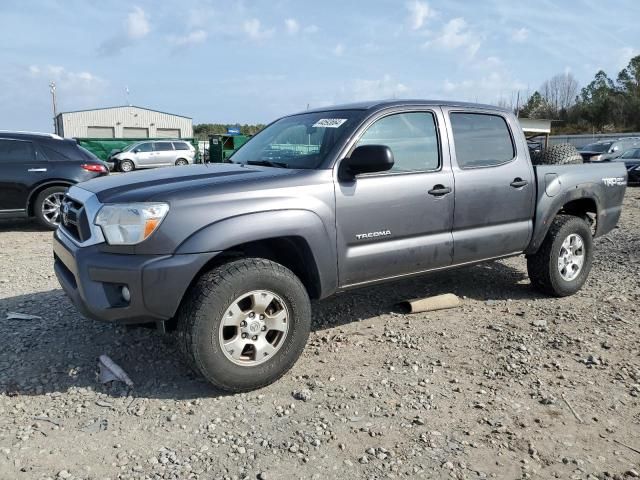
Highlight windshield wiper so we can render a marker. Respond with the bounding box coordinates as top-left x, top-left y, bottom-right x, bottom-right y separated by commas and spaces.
246, 160, 289, 168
